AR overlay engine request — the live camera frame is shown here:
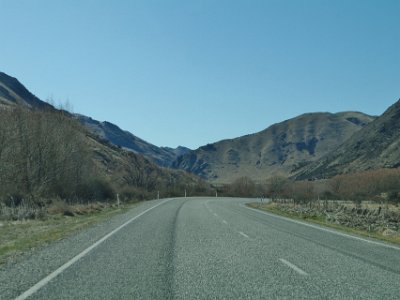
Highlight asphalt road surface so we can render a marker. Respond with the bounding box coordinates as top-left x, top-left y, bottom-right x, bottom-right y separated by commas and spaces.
2, 197, 400, 299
